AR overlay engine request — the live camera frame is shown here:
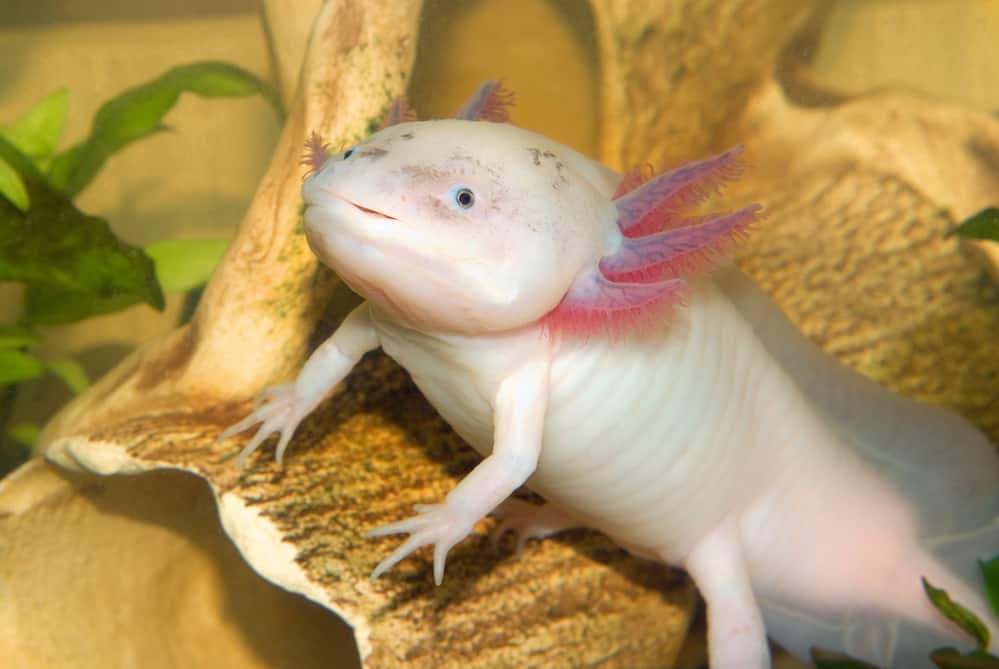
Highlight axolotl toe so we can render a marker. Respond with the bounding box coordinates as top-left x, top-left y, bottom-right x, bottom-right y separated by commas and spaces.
221, 83, 999, 668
